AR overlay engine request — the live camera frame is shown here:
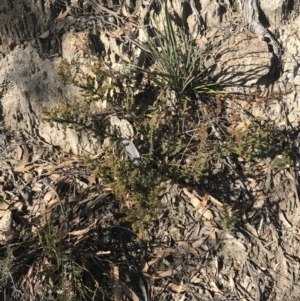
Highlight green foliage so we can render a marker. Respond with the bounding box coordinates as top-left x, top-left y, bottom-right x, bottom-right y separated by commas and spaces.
234, 121, 285, 159
221, 216, 237, 233
55, 57, 72, 86
0, 247, 14, 283
92, 150, 167, 239
38, 217, 64, 268
90, 135, 208, 239
44, 11, 296, 243
38, 218, 101, 300
271, 152, 293, 171
214, 119, 290, 161
41, 50, 219, 239
130, 0, 222, 96
58, 262, 101, 301
42, 58, 128, 138
221, 206, 238, 233
41, 96, 90, 130
43, 46, 294, 244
